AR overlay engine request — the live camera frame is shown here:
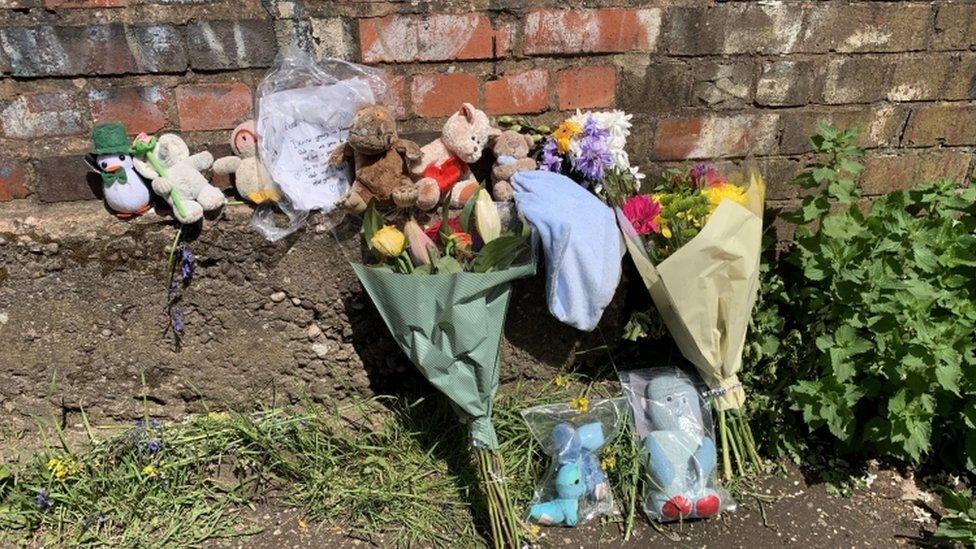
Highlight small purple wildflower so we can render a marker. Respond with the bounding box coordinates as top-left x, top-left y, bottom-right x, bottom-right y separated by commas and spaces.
146, 439, 162, 454
179, 245, 195, 281
36, 489, 52, 510
97, 513, 107, 525
540, 138, 562, 172
171, 310, 184, 335
150, 418, 162, 429
135, 419, 144, 428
